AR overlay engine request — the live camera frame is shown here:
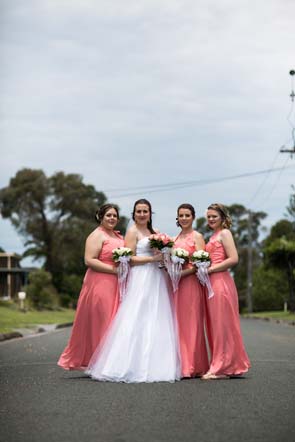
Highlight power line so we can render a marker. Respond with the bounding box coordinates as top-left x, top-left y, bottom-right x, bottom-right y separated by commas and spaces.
106, 165, 295, 199
259, 155, 290, 209
247, 151, 281, 207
